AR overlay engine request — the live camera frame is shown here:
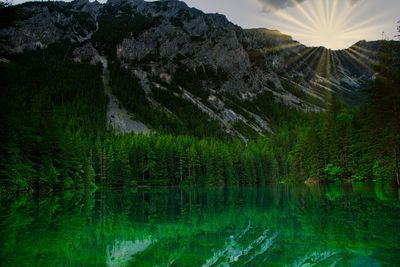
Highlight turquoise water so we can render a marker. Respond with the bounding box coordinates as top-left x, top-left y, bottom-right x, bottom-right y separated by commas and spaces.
1, 183, 399, 266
